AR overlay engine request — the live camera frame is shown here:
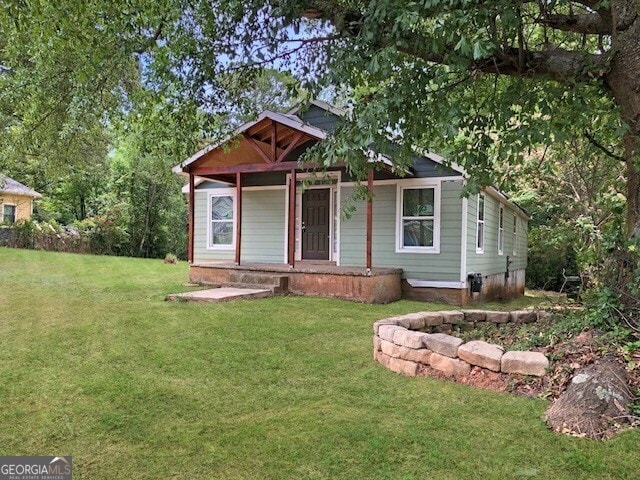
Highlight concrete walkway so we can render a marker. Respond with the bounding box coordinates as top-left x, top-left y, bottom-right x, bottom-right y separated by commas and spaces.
166, 287, 272, 303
